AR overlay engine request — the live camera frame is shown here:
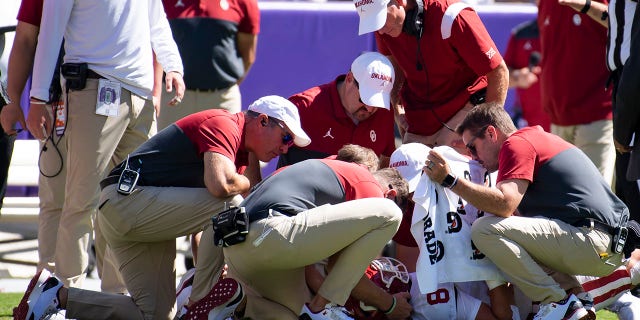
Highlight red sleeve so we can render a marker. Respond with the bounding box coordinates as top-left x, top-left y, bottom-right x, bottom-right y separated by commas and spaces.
176, 112, 248, 171
238, 0, 260, 34
496, 136, 536, 183
17, 0, 43, 26
448, 8, 503, 76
